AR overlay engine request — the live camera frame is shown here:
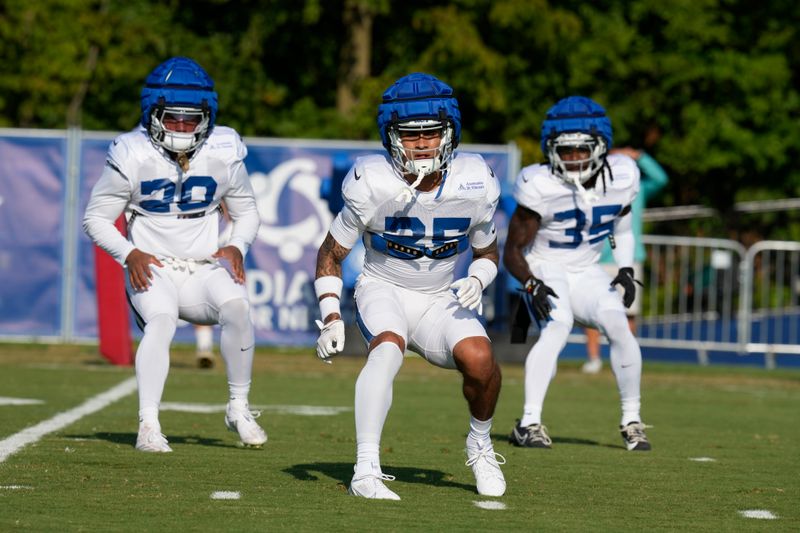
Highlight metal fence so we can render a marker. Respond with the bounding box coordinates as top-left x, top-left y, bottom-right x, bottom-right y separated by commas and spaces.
569, 235, 800, 367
